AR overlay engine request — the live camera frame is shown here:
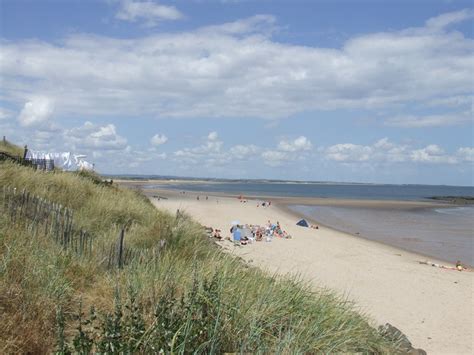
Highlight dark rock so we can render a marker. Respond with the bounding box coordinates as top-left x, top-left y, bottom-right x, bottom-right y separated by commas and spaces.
379, 323, 412, 349
378, 323, 427, 354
